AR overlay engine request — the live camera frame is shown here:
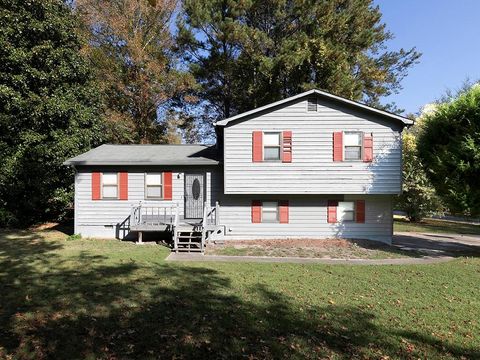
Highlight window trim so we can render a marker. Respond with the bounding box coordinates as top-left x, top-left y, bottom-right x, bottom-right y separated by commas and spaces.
144, 172, 164, 200
261, 201, 279, 223
343, 131, 364, 161
101, 172, 119, 200
338, 201, 356, 222
263, 131, 282, 162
